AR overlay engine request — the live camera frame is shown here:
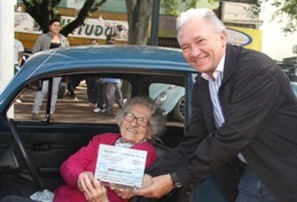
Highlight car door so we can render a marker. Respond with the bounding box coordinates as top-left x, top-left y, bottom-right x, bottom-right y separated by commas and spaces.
0, 71, 191, 201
